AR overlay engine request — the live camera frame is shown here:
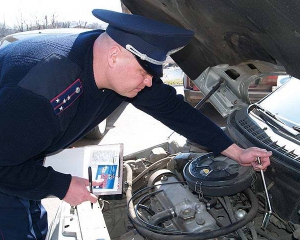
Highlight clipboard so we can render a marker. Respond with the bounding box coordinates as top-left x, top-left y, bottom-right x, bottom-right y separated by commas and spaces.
45, 143, 124, 195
